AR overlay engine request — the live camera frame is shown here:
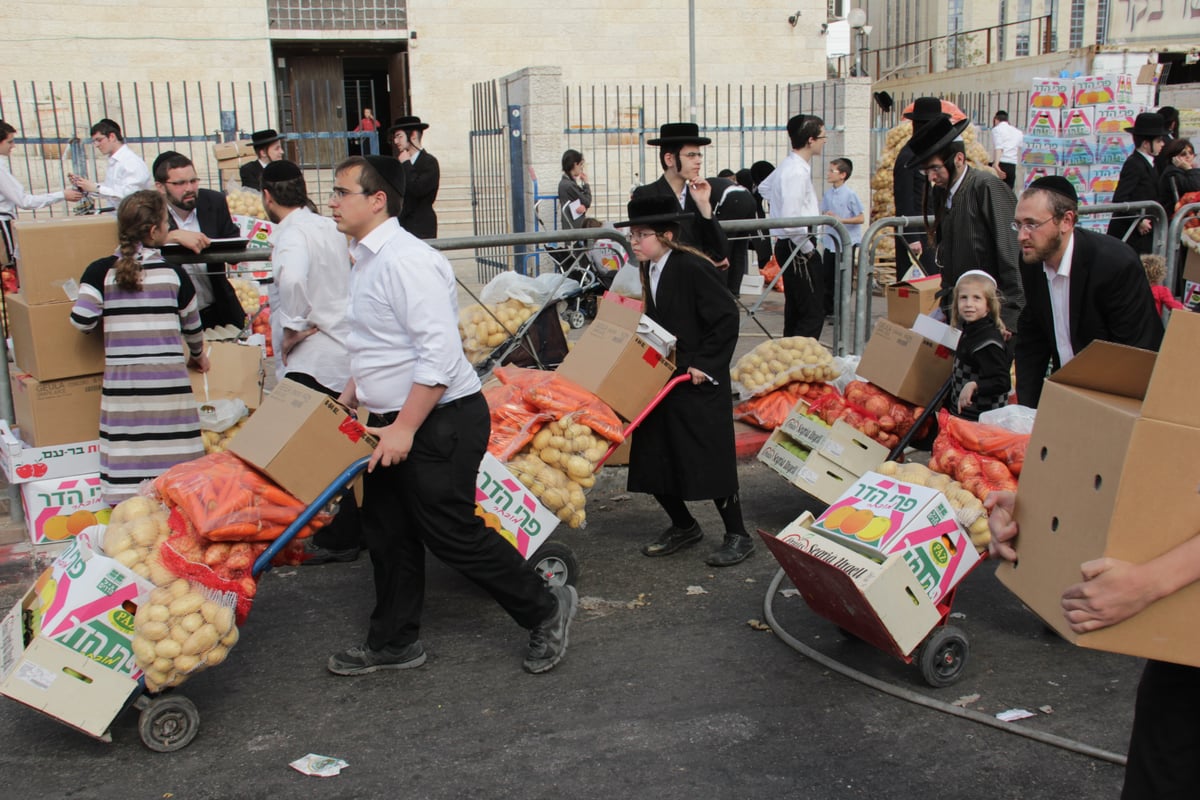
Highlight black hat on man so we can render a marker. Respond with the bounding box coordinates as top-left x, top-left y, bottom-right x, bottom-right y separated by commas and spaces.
250, 129, 284, 149
392, 115, 430, 132
1125, 112, 1170, 138
904, 96, 946, 123
749, 160, 775, 186
614, 195, 691, 230
152, 150, 184, 180
904, 115, 970, 169
364, 154, 407, 197
262, 159, 303, 183
647, 122, 711, 147
1027, 175, 1078, 205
